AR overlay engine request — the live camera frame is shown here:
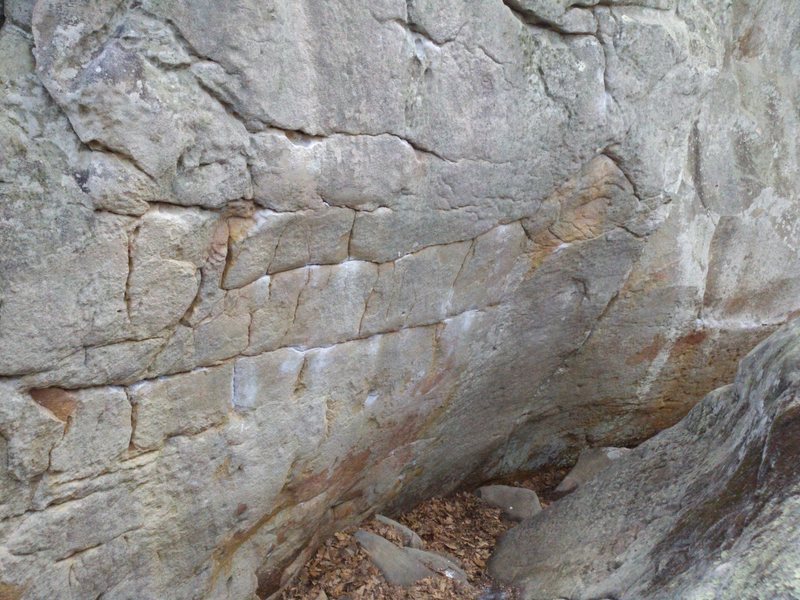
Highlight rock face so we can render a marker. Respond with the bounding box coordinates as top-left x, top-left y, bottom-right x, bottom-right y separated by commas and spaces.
1, 1, 799, 598
555, 446, 631, 493
490, 318, 800, 600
